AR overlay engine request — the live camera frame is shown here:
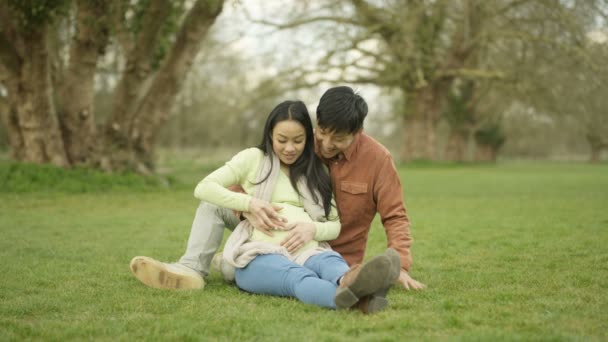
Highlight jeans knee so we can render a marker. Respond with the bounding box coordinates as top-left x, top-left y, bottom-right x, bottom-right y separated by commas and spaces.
199, 201, 220, 213
324, 251, 343, 259
312, 251, 345, 265
285, 265, 318, 286
199, 201, 239, 228
199, 201, 228, 220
